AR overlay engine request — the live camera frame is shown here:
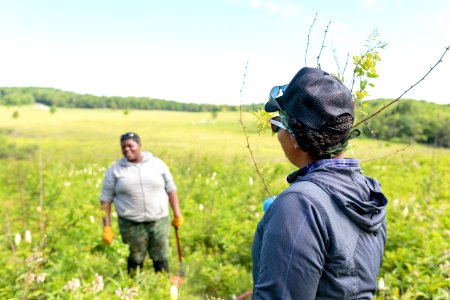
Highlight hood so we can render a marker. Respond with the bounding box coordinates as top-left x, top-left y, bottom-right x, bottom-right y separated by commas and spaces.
298, 164, 388, 233
118, 151, 153, 167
